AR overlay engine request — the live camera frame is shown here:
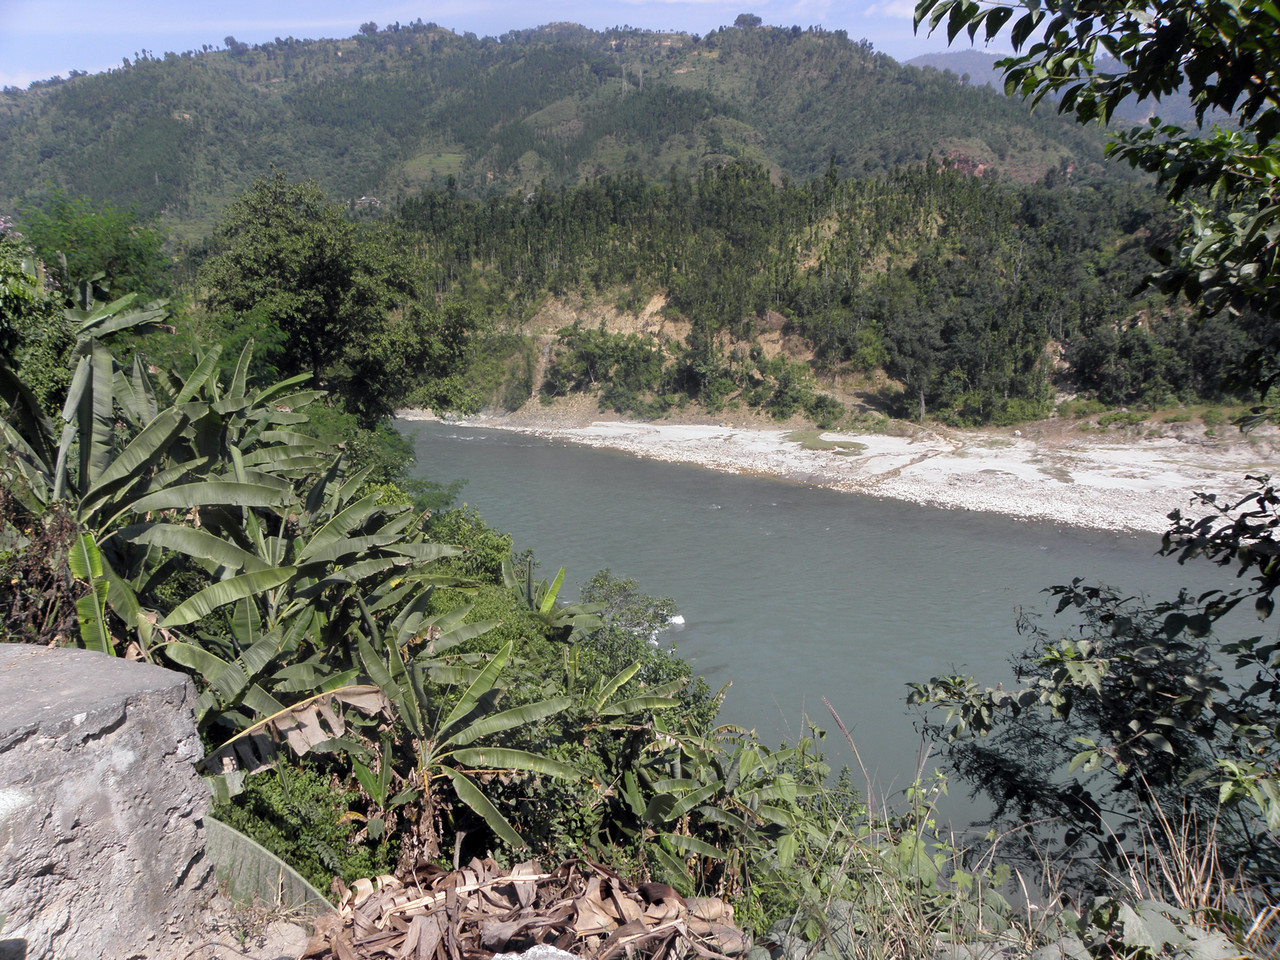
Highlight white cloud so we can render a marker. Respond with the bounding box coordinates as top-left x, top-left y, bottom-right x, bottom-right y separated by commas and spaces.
863, 0, 917, 19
